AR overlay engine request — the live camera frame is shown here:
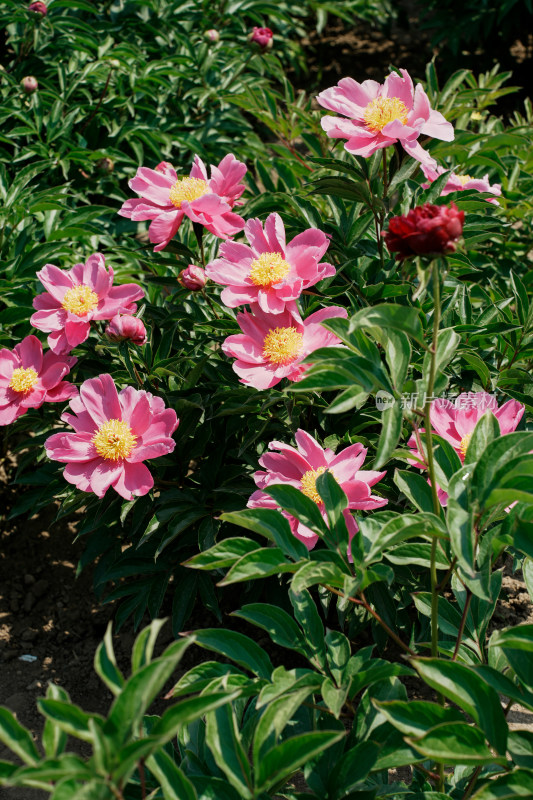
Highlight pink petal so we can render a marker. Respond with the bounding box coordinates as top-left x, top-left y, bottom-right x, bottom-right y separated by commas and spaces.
113, 461, 154, 499
36, 264, 74, 302
80, 374, 121, 426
